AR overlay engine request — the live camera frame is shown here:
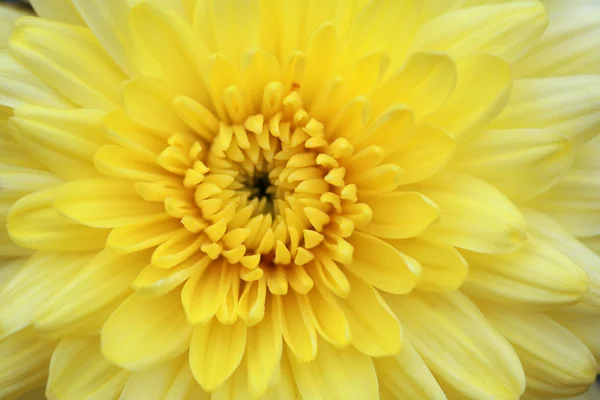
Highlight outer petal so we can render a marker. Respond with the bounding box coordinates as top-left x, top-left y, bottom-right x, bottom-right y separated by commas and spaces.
287, 339, 379, 400
0, 4, 30, 48
29, 0, 83, 25
386, 291, 526, 400
483, 307, 596, 399
101, 290, 192, 370
412, 172, 527, 254
47, 337, 130, 400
